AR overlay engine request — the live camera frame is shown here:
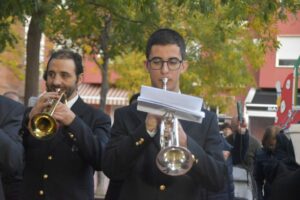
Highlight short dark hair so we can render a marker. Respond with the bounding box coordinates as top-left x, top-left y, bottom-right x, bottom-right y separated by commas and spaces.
43, 49, 84, 81
262, 125, 280, 148
145, 28, 186, 60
